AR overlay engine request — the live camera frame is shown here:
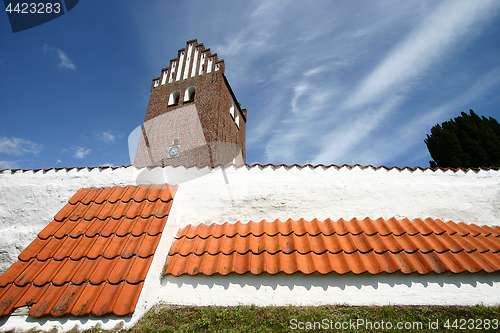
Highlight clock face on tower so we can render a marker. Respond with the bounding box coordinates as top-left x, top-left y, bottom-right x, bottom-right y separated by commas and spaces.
167, 139, 181, 158
168, 146, 180, 158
